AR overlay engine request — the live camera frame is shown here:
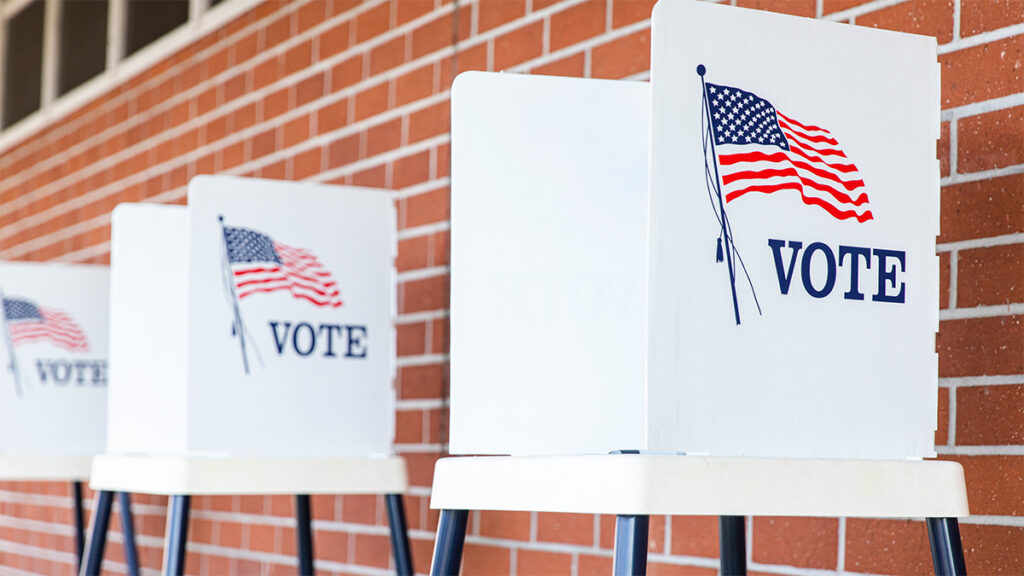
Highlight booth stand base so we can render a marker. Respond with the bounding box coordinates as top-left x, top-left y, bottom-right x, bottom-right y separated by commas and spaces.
428, 454, 970, 576
84, 454, 412, 576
